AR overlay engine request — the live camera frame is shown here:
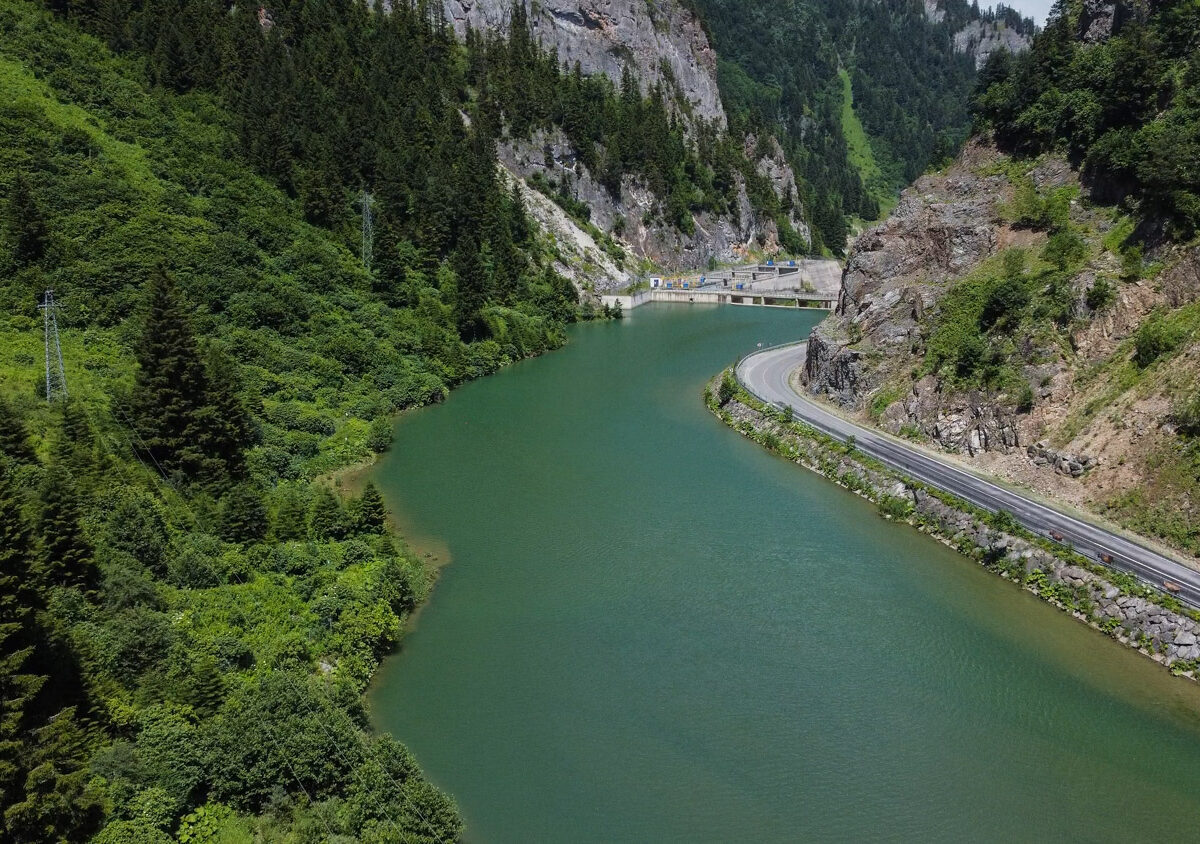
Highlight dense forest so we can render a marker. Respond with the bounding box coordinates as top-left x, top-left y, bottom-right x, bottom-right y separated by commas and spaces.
0, 0, 671, 838
687, 0, 1034, 240
973, 0, 1200, 240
